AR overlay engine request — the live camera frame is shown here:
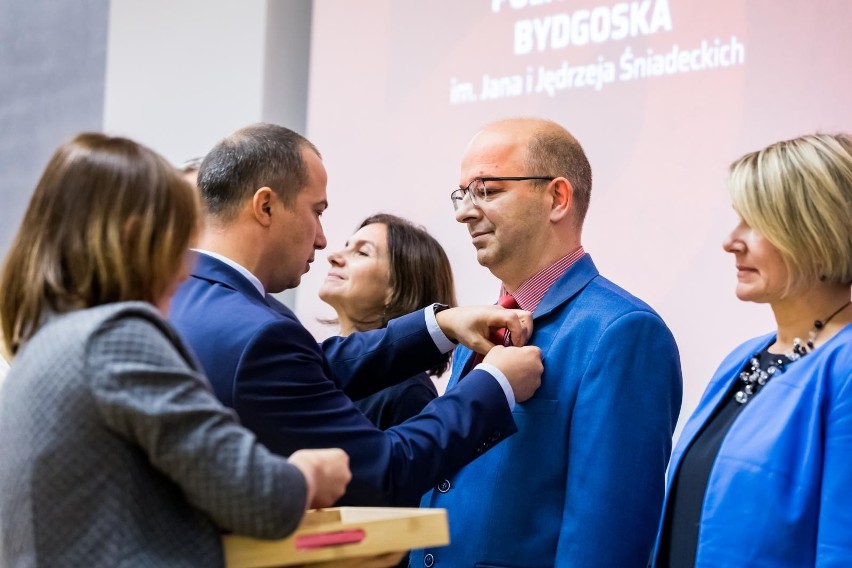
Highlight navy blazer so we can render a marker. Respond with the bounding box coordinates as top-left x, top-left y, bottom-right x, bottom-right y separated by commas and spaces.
170, 254, 517, 505
415, 255, 683, 567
